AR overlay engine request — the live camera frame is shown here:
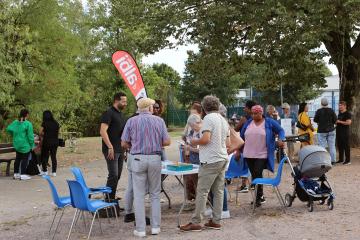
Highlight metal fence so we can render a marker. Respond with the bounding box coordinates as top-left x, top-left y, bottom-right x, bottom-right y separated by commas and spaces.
165, 106, 245, 127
